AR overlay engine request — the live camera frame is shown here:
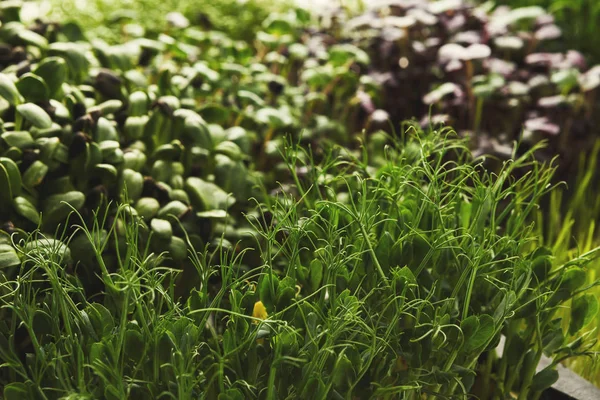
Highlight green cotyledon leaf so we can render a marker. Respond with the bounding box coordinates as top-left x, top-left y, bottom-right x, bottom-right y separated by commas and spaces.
0, 244, 21, 269
16, 103, 52, 129
42, 191, 85, 226
0, 157, 22, 206
0, 73, 24, 105
33, 57, 68, 98
13, 196, 40, 224
16, 74, 49, 103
